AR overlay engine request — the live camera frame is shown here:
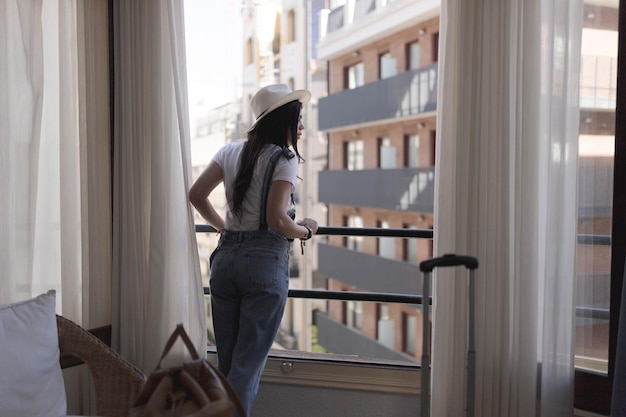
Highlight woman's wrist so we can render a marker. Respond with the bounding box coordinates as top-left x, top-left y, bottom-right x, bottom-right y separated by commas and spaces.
302, 225, 312, 240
